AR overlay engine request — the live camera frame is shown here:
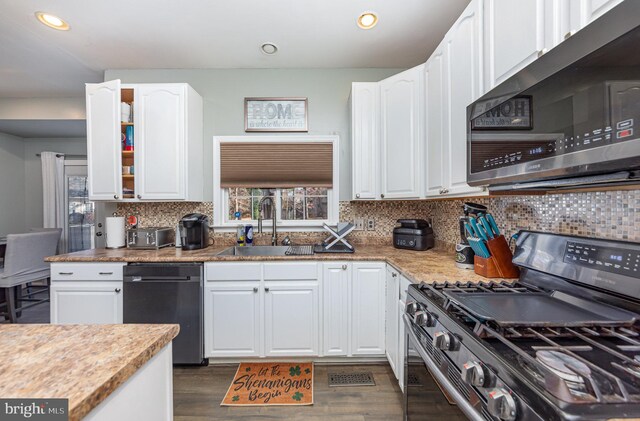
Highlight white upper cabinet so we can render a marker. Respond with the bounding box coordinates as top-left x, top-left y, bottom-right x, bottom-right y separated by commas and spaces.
484, 0, 553, 90
380, 65, 424, 199
424, 46, 448, 197
135, 85, 186, 200
351, 83, 380, 200
86, 80, 123, 201
580, 0, 624, 25
86, 81, 203, 202
425, 0, 486, 198
445, 0, 486, 196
